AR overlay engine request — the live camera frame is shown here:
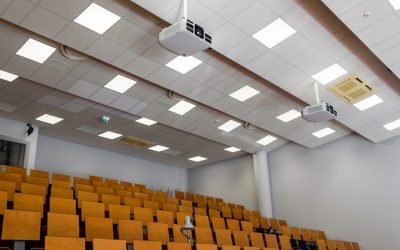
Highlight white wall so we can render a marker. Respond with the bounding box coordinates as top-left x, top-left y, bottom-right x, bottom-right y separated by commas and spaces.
268, 134, 400, 250
36, 135, 188, 192
188, 155, 258, 210
0, 117, 39, 170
